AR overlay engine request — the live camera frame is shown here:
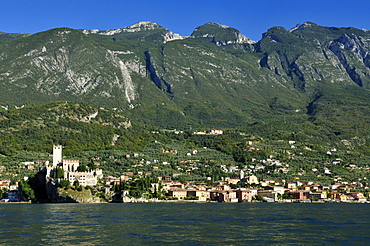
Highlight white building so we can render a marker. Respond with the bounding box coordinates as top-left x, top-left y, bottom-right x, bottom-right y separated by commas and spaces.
53, 145, 63, 166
